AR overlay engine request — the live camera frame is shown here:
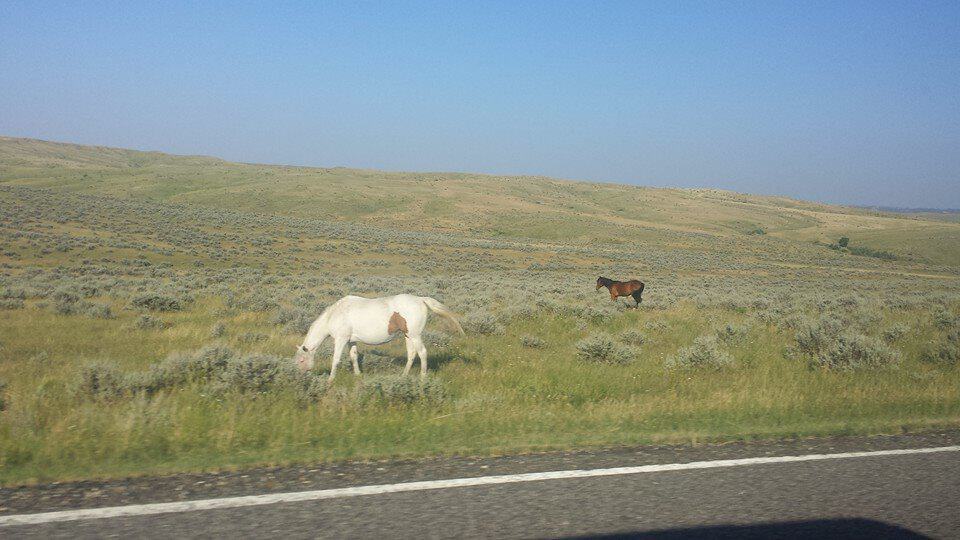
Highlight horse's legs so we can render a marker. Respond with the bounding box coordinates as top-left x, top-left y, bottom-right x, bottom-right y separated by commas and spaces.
402, 338, 417, 376
414, 338, 429, 378
328, 339, 346, 381
348, 343, 361, 375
